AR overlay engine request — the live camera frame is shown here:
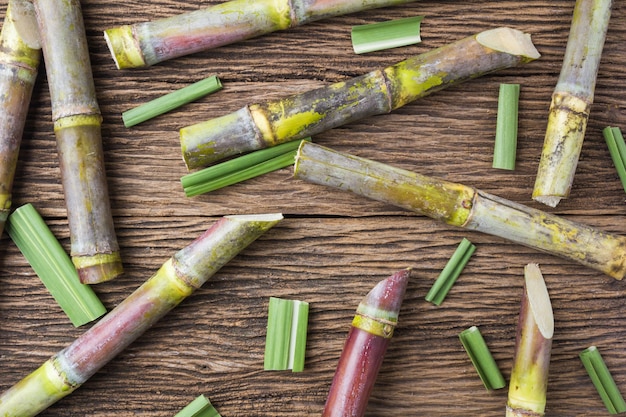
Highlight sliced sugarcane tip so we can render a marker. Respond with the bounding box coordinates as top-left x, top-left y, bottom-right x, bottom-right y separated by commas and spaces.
103, 25, 146, 69
524, 263, 554, 339
533, 194, 562, 208
11, 0, 41, 49
476, 27, 540, 60
358, 268, 411, 318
